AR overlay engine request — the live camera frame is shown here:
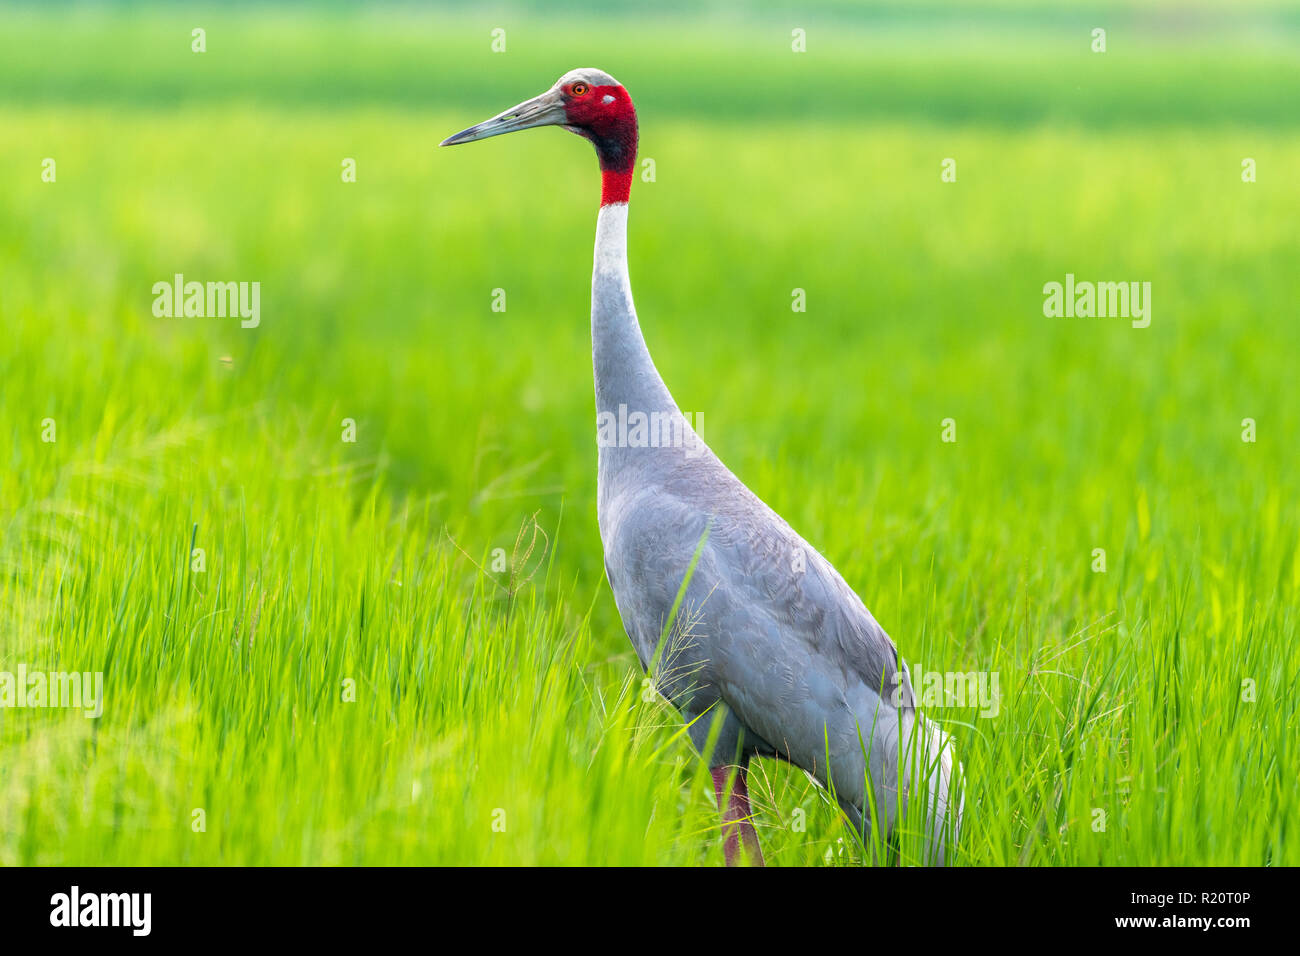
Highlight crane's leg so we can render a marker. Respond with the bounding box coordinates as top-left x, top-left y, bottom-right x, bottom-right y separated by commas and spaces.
711, 764, 764, 867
